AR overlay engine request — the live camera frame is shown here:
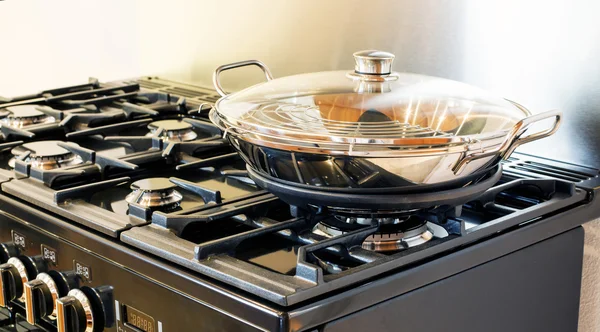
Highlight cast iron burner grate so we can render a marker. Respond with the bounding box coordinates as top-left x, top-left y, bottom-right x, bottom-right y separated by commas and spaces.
0, 78, 198, 143
86, 117, 230, 169
121, 167, 585, 306
8, 140, 138, 187
0, 77, 240, 236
